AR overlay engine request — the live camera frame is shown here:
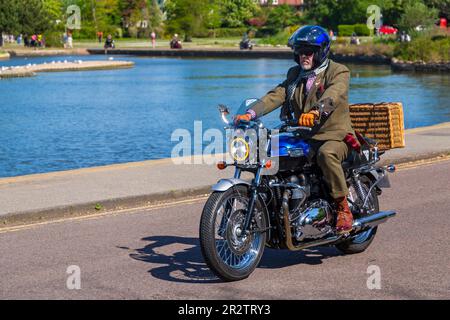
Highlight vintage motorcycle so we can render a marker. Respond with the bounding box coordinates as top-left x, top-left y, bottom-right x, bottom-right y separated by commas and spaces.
199, 98, 397, 282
